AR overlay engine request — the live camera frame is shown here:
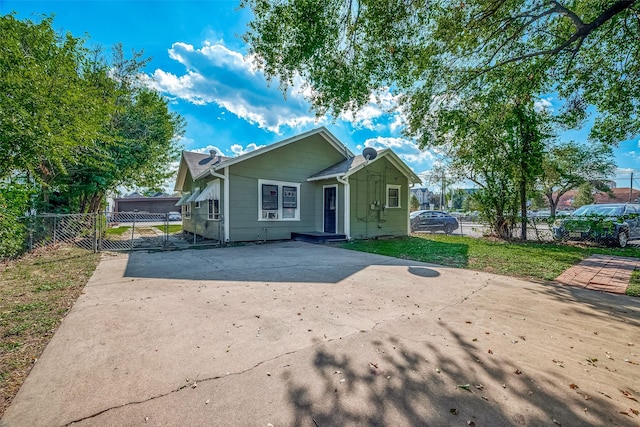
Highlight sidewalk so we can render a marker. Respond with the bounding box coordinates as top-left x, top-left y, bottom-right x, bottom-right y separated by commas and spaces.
555, 254, 640, 294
